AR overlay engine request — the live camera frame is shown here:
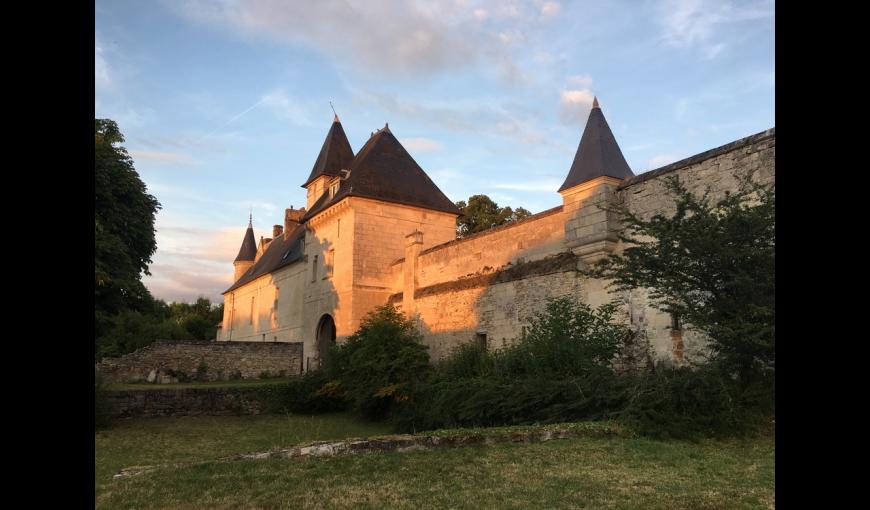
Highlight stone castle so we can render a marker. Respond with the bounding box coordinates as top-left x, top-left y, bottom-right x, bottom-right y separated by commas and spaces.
217, 98, 775, 371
